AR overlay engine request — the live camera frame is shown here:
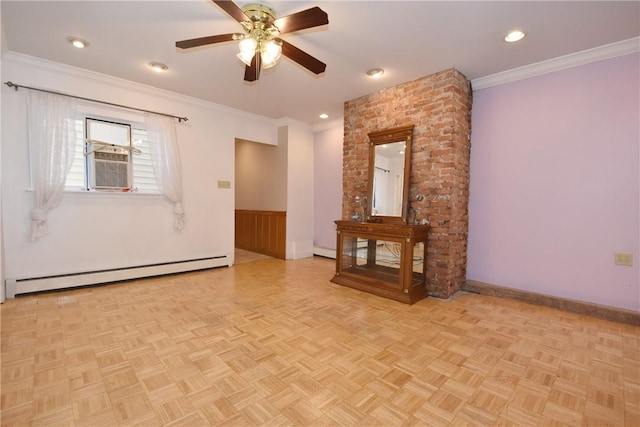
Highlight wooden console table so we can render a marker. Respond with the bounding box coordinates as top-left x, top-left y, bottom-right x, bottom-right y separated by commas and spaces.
331, 221, 429, 304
